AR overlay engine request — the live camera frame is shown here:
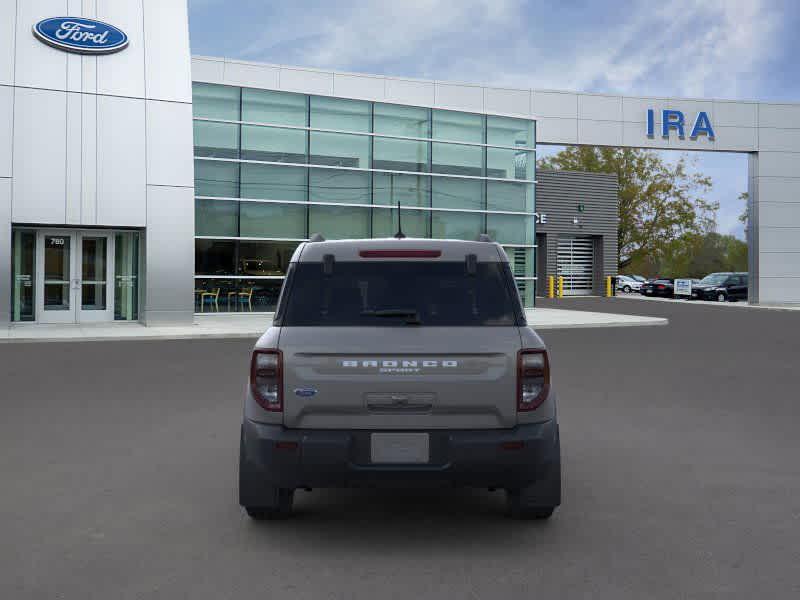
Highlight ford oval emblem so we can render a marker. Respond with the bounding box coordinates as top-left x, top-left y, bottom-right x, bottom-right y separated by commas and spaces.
294, 387, 318, 398
33, 17, 129, 55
